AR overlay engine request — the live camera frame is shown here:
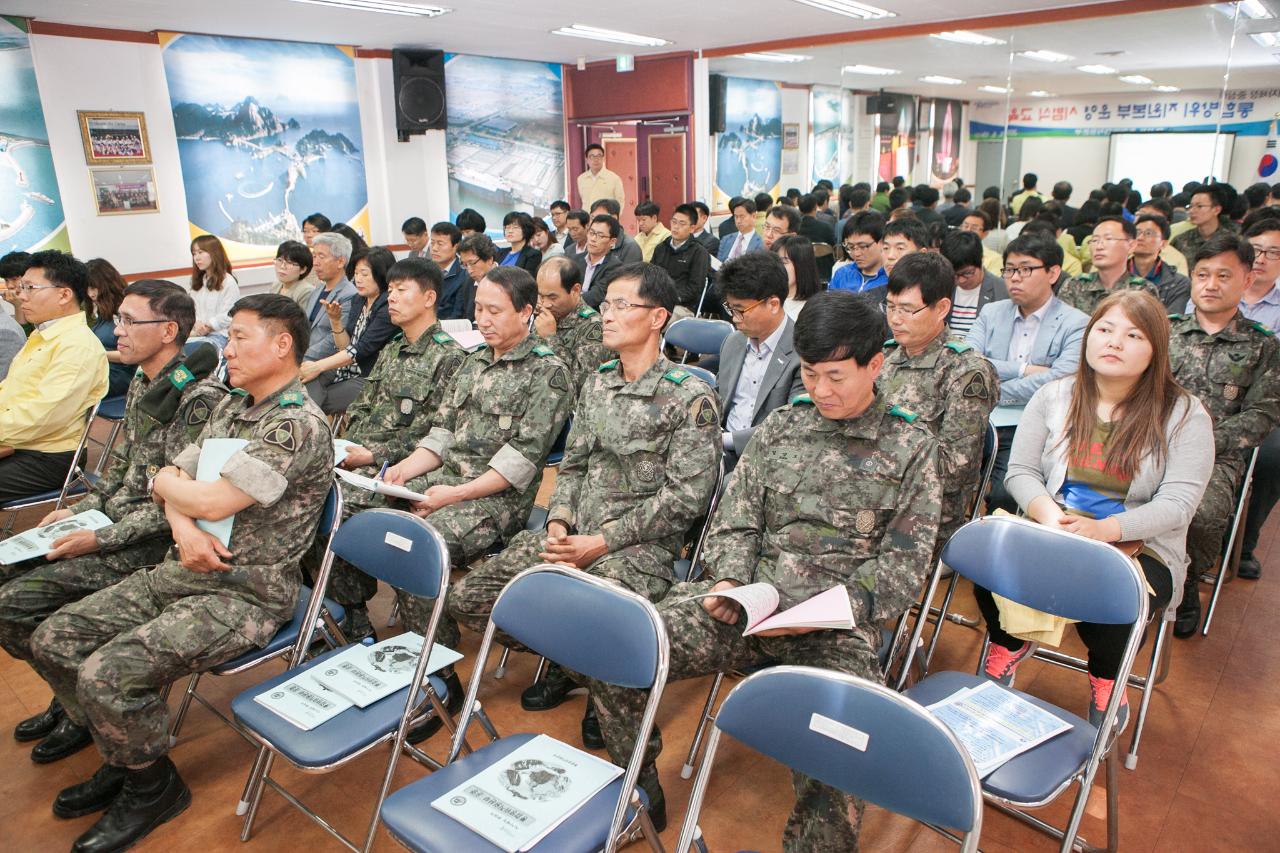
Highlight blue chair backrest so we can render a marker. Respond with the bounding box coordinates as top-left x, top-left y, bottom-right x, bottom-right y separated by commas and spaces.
318, 483, 341, 540
491, 566, 662, 689
329, 509, 448, 600
942, 516, 1144, 624
983, 421, 996, 459
682, 364, 717, 390
716, 667, 980, 832
663, 318, 734, 356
